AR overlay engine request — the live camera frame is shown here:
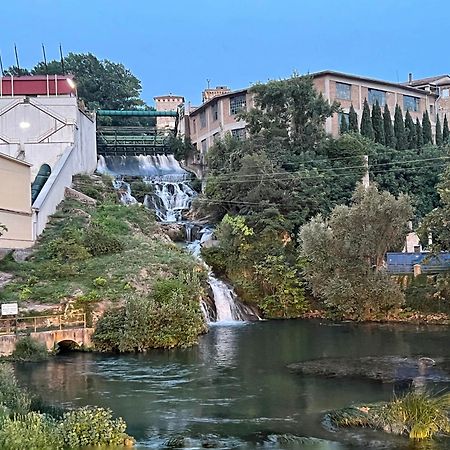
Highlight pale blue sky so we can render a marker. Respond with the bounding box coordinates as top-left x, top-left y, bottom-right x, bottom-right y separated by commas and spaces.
1, 0, 448, 106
